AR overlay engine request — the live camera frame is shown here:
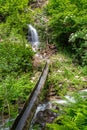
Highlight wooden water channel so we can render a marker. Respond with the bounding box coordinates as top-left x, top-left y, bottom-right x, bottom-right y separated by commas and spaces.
10, 62, 49, 130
